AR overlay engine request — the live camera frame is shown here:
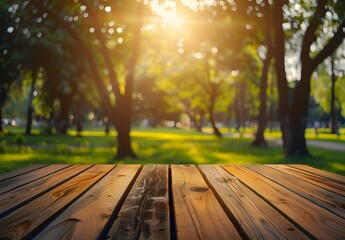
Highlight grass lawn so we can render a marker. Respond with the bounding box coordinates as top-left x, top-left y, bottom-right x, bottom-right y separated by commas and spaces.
0, 127, 344, 175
